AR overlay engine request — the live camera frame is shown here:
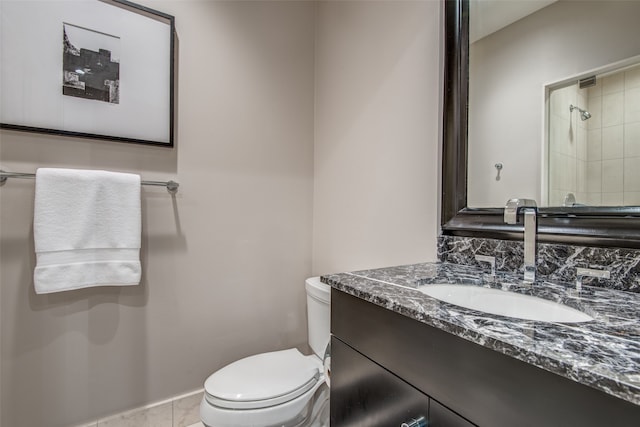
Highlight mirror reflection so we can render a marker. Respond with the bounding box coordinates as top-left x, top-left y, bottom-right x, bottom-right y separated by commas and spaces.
468, 0, 640, 208
548, 62, 640, 207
